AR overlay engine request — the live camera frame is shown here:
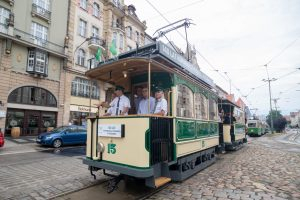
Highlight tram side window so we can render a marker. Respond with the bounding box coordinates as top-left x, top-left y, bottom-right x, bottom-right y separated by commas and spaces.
176, 84, 194, 118
209, 98, 217, 121
200, 93, 208, 120
194, 93, 201, 119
